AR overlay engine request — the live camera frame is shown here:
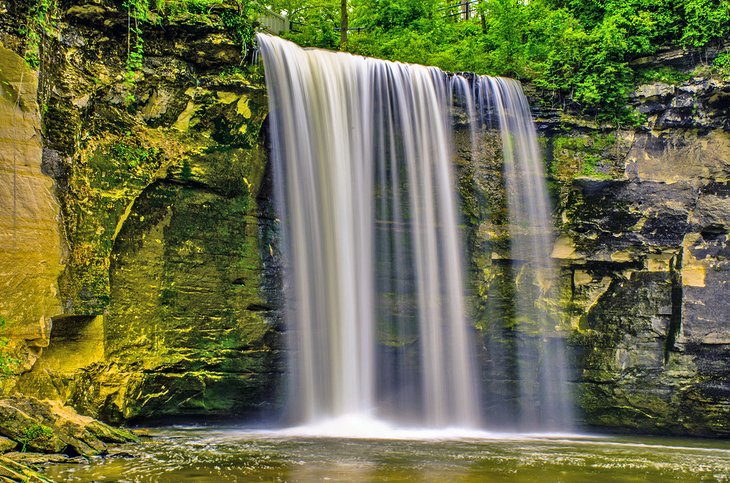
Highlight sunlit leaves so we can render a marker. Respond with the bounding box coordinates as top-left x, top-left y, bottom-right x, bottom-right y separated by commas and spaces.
261, 0, 729, 123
